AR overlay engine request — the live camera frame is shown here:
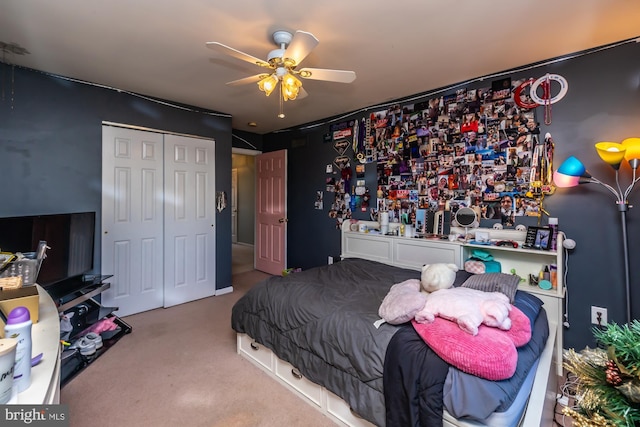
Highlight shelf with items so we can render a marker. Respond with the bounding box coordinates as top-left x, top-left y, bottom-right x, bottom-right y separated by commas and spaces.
460, 230, 565, 376
461, 240, 564, 299
59, 314, 131, 388
47, 274, 113, 306
341, 220, 461, 270
44, 274, 132, 388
